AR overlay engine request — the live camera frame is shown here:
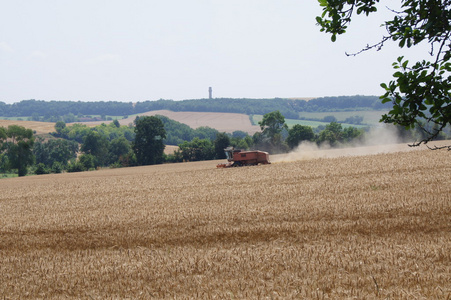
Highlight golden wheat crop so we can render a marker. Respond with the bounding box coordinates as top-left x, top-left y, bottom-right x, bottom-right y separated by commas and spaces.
0, 147, 450, 299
